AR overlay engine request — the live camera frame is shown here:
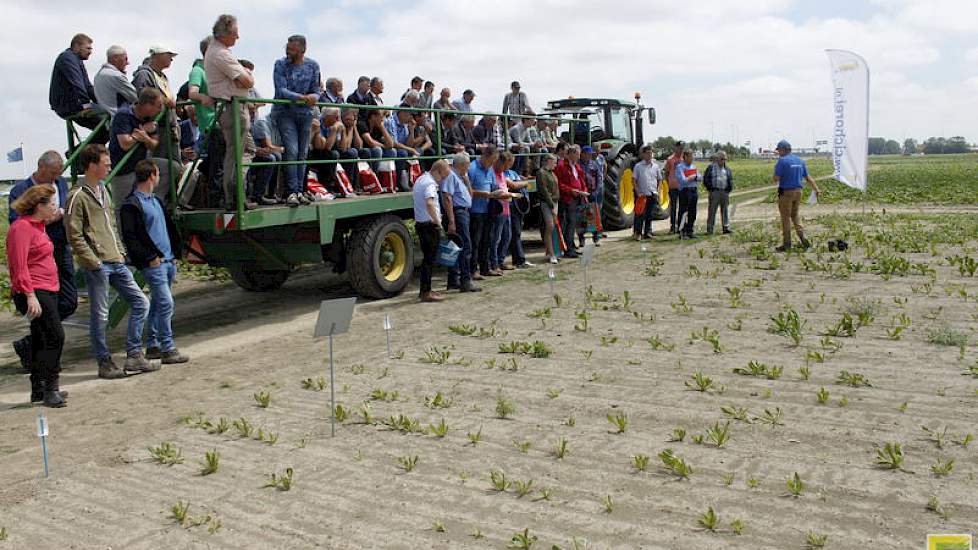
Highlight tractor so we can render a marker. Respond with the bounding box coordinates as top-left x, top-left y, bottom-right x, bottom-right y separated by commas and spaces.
544, 94, 663, 230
